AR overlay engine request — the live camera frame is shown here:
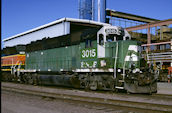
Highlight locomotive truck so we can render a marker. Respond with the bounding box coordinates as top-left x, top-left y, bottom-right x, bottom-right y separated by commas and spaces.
2, 19, 157, 93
